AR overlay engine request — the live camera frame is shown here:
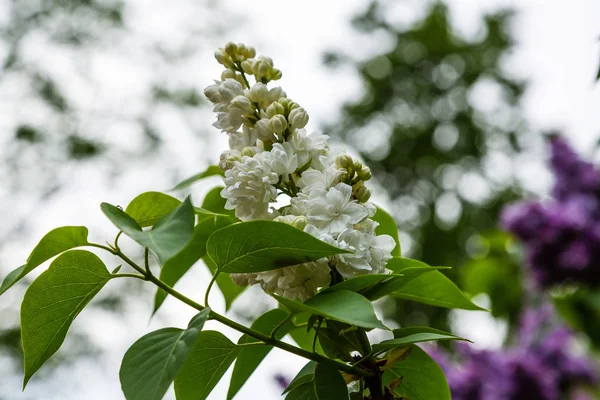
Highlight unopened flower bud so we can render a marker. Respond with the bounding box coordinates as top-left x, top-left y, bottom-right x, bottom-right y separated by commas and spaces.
204, 84, 222, 104
268, 115, 288, 135
288, 107, 309, 129
352, 160, 362, 173
336, 154, 353, 169
219, 149, 241, 170
245, 47, 256, 59
255, 118, 276, 142
229, 95, 254, 114
246, 83, 269, 105
221, 69, 237, 80
240, 146, 257, 157
271, 68, 282, 80
266, 102, 285, 118
357, 165, 371, 181
292, 216, 307, 230
215, 49, 234, 69
241, 59, 254, 74
225, 42, 237, 56
355, 185, 371, 203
